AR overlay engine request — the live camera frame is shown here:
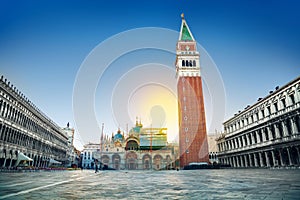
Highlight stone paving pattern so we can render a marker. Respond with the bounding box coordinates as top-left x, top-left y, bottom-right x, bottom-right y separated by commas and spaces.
0, 169, 299, 199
